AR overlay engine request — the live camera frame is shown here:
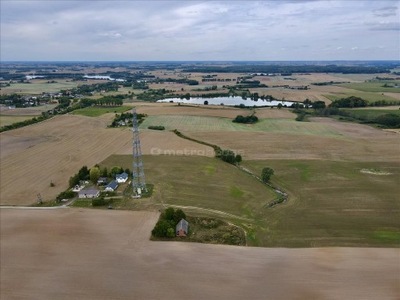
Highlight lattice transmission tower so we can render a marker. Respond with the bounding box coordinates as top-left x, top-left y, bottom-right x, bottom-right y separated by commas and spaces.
132, 108, 147, 196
